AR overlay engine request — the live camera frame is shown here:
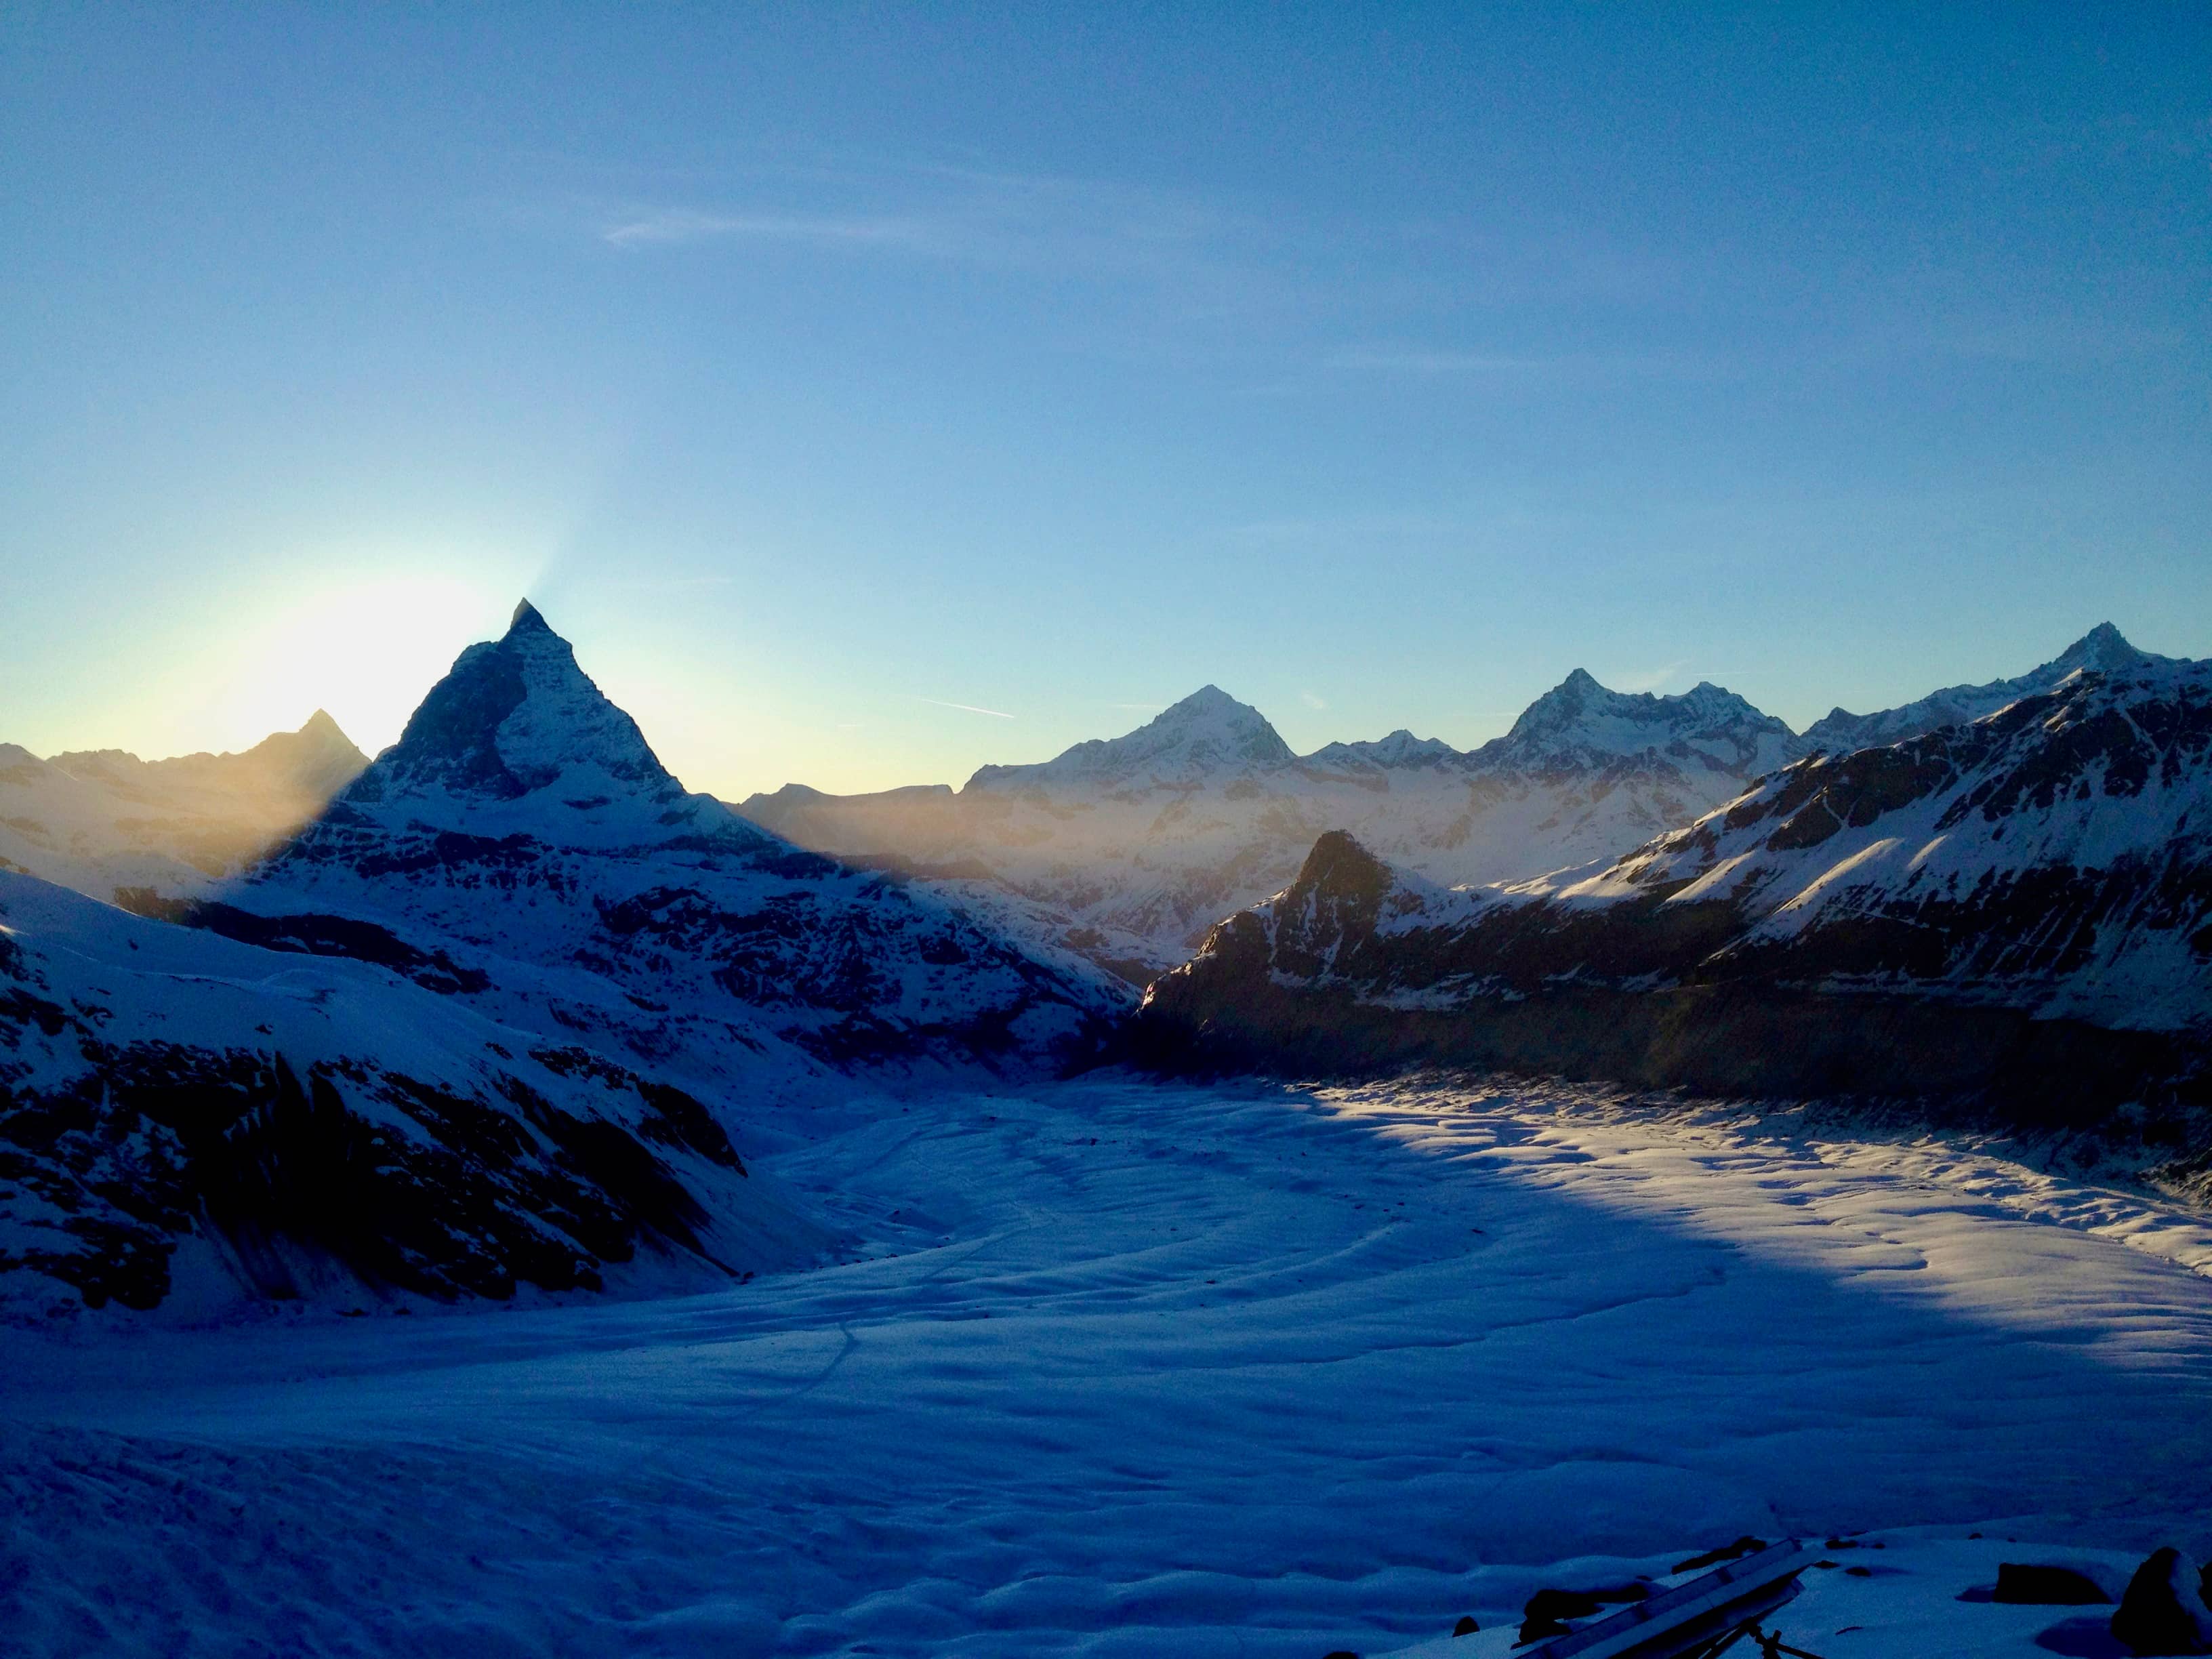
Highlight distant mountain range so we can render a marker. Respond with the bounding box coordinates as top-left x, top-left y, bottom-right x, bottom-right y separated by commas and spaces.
1136, 649, 2212, 1110
5, 610, 2206, 1318
743, 626, 2152, 978
0, 710, 367, 898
